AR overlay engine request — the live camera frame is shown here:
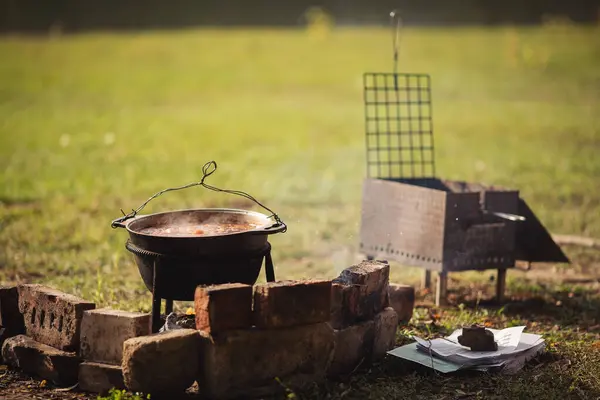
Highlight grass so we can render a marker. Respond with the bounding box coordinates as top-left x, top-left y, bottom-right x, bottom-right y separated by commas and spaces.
0, 22, 599, 399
